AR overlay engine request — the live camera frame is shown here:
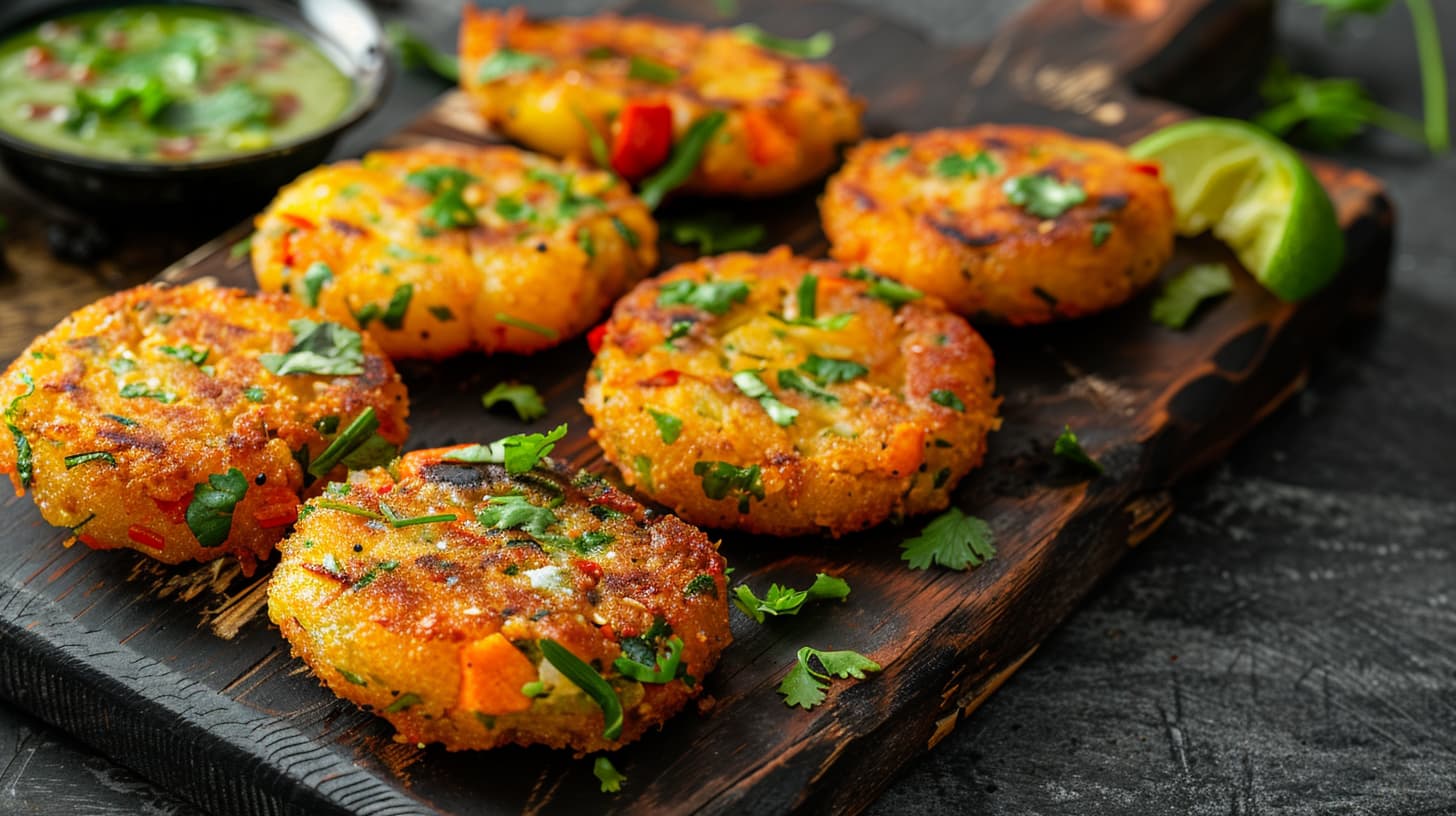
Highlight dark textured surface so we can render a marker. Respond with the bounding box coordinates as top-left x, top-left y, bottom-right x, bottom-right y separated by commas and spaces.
0, 1, 1450, 815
